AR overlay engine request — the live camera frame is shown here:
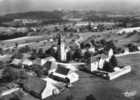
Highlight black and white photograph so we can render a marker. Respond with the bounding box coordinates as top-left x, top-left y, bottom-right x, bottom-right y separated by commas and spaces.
0, 0, 140, 100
